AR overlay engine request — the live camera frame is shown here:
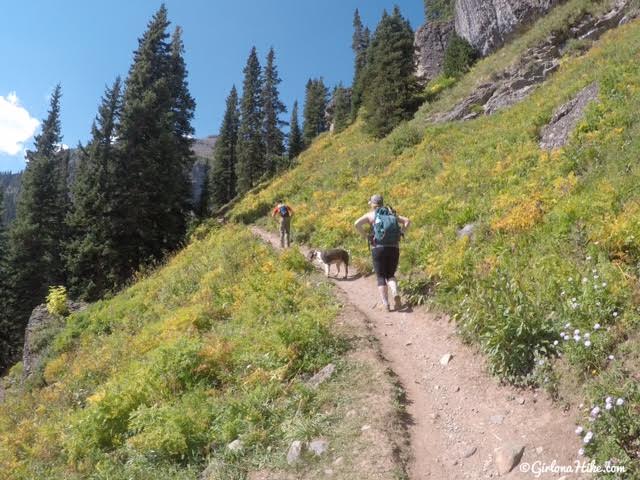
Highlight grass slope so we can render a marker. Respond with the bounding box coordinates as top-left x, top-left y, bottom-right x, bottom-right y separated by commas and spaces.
232, 2, 640, 473
0, 225, 407, 479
